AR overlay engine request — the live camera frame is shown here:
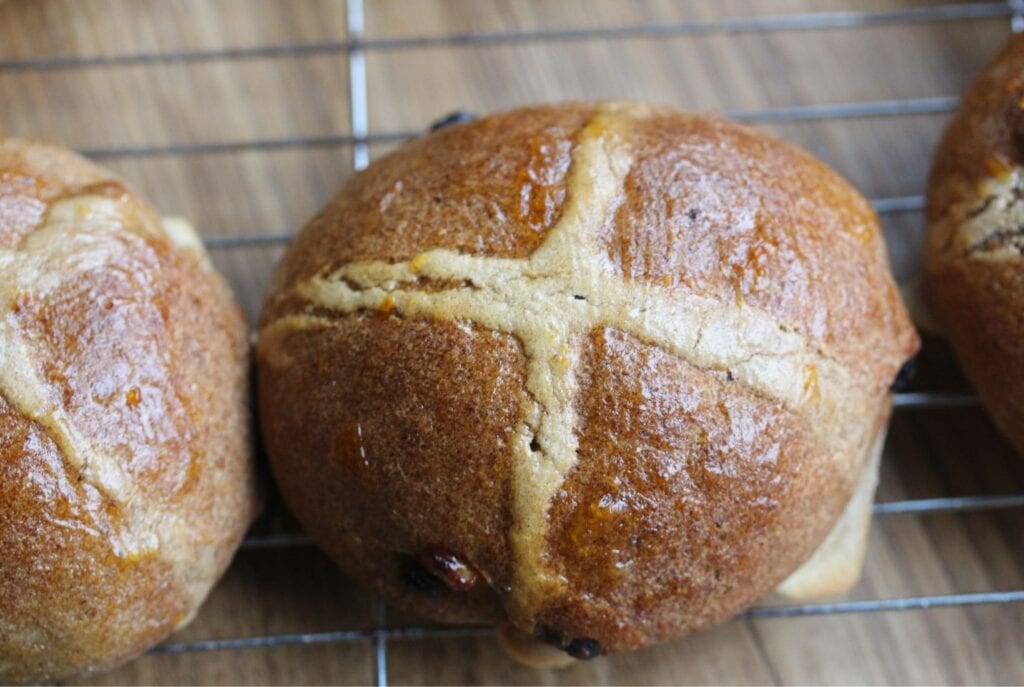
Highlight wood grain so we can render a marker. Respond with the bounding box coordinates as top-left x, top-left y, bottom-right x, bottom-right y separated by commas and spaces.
1, 0, 1022, 684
